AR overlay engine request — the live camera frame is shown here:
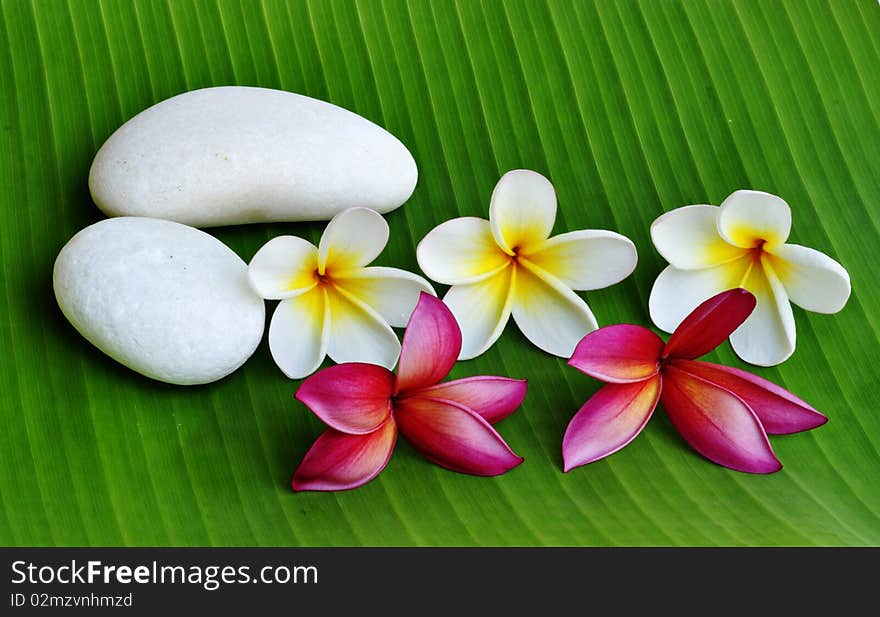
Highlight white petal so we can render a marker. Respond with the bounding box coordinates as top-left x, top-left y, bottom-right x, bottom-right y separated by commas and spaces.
333, 266, 436, 328
325, 285, 400, 369
416, 217, 510, 285
525, 229, 638, 290
729, 259, 796, 366
717, 190, 791, 249
770, 243, 851, 314
512, 262, 598, 358
649, 257, 752, 333
489, 169, 557, 254
268, 288, 329, 379
443, 265, 514, 360
650, 204, 745, 270
248, 235, 318, 300
318, 207, 389, 273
